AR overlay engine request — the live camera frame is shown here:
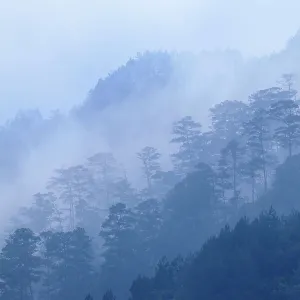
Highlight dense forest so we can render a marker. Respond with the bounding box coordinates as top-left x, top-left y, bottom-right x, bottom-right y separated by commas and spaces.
1, 69, 300, 300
